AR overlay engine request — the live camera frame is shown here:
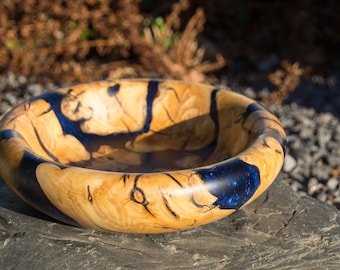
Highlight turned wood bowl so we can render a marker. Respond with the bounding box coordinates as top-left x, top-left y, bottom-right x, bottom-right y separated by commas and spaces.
0, 79, 286, 233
